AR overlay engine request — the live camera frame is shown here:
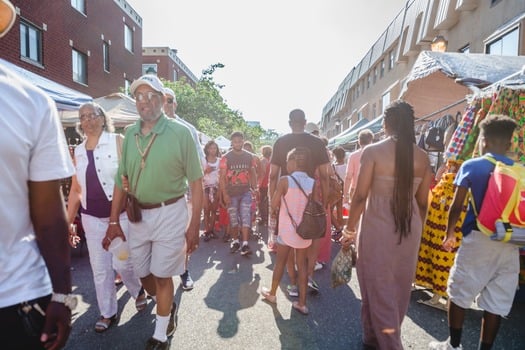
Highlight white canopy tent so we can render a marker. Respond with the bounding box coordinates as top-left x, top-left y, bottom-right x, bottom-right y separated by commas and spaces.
60, 92, 139, 127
